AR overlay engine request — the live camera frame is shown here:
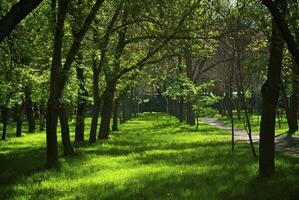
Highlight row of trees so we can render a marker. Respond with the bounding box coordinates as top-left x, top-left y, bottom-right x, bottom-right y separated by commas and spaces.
0, 0, 299, 177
